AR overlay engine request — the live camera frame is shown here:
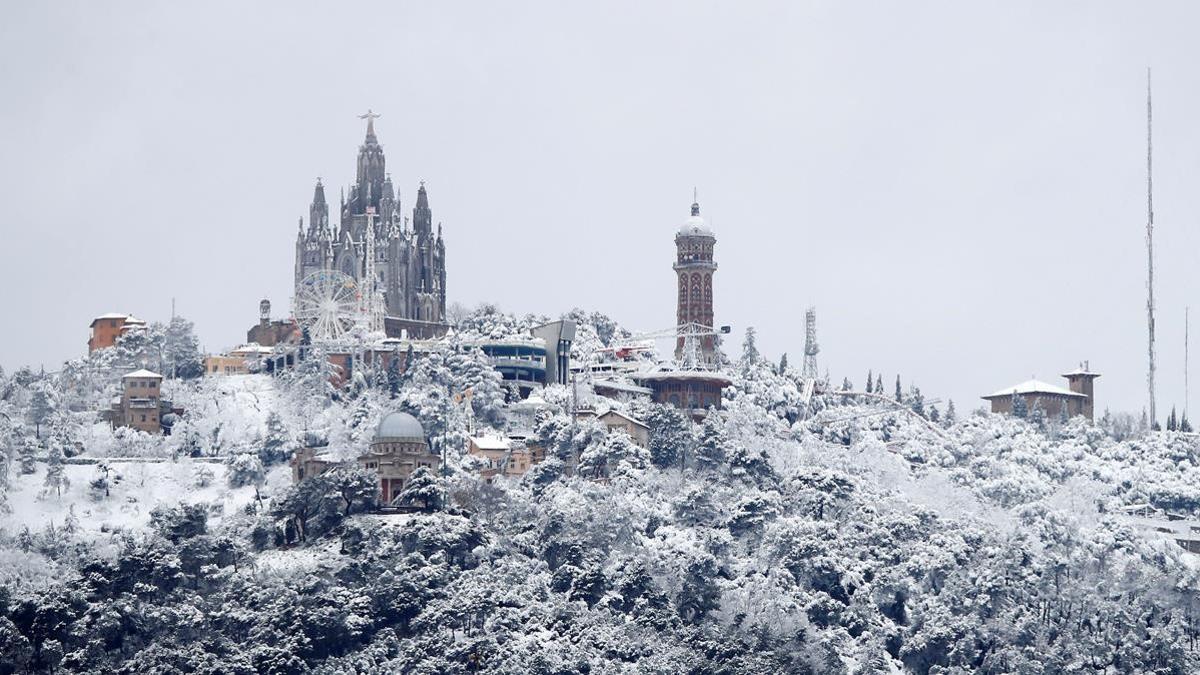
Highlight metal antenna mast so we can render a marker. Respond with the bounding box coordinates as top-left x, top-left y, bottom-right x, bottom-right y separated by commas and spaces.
802, 307, 819, 380
1146, 68, 1158, 428
362, 207, 385, 333
1187, 306, 1191, 419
